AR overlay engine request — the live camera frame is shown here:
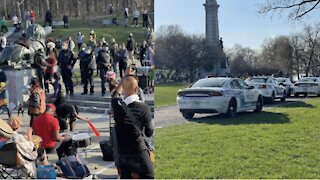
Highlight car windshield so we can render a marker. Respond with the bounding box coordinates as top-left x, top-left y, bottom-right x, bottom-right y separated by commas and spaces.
299, 78, 317, 82
276, 79, 285, 83
191, 78, 226, 88
248, 78, 268, 83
